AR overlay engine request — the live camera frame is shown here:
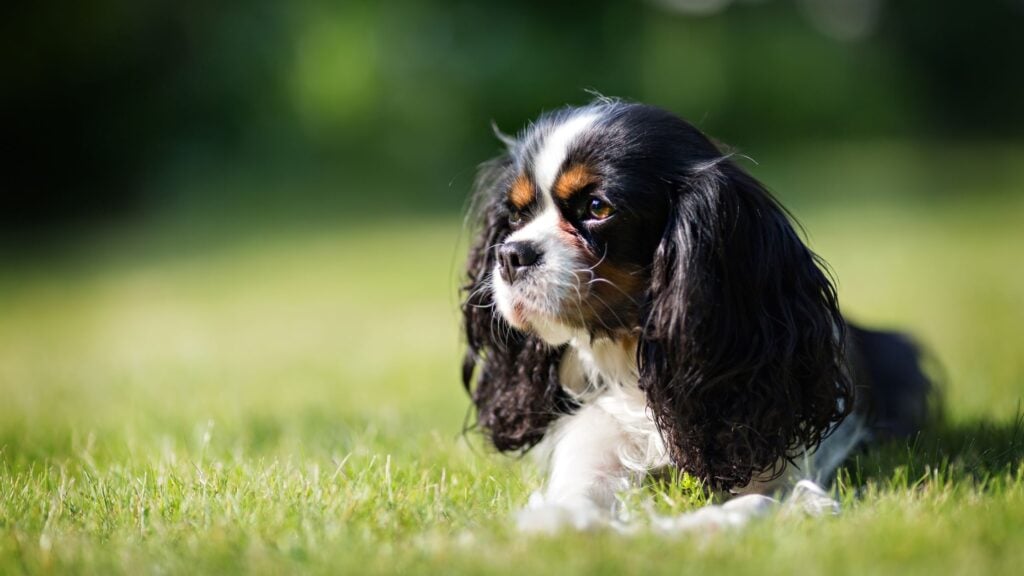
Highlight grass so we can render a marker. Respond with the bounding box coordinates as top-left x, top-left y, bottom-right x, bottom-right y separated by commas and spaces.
2, 159, 1024, 573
